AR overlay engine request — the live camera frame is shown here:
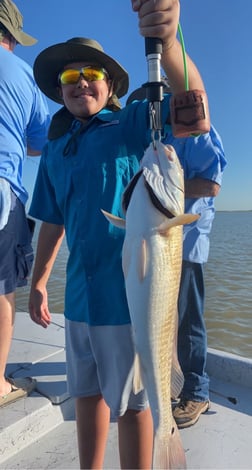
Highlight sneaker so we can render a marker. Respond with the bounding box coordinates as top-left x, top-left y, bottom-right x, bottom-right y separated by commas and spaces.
173, 399, 210, 429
